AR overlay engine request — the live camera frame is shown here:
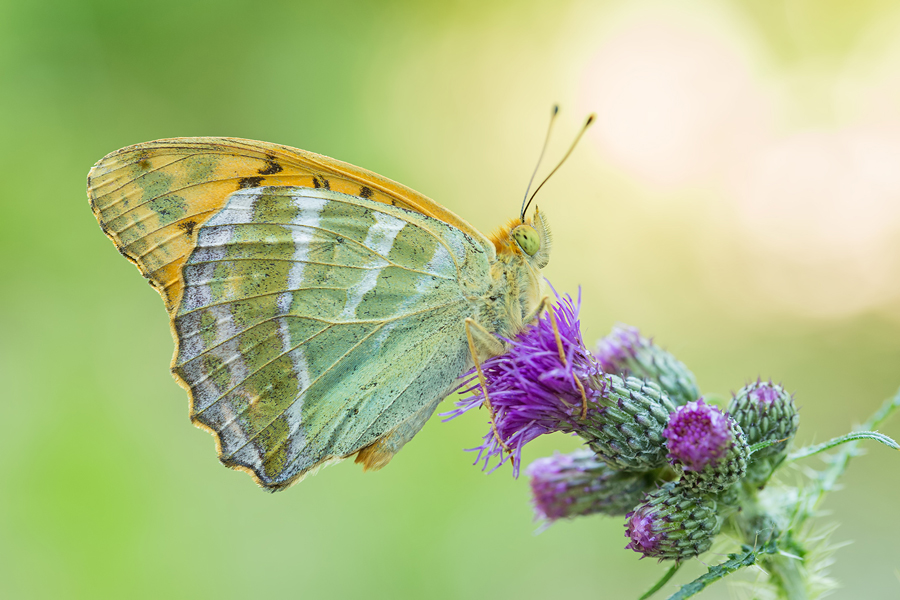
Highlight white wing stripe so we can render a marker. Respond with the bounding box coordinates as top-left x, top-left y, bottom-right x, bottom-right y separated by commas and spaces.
205, 189, 259, 226
190, 224, 233, 263
277, 196, 328, 313
339, 211, 406, 320
370, 241, 453, 348
278, 316, 310, 465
